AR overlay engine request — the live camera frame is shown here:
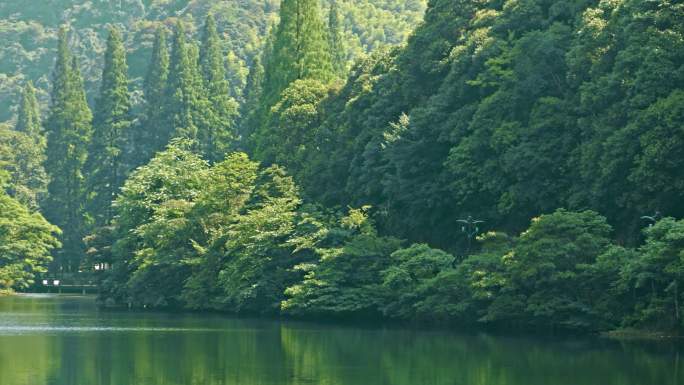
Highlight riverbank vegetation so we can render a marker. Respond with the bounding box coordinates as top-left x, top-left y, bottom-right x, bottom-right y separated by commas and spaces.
0, 169, 59, 293
1, 0, 683, 334
93, 143, 684, 333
